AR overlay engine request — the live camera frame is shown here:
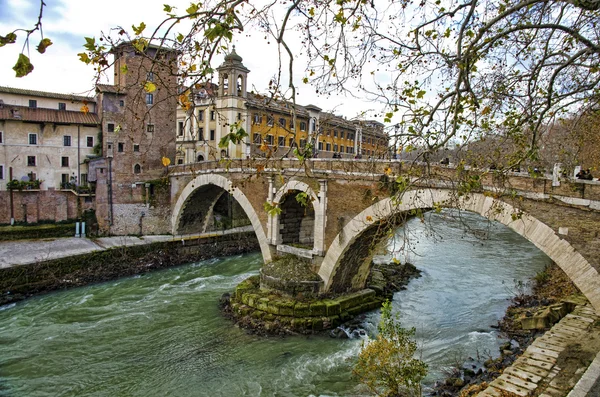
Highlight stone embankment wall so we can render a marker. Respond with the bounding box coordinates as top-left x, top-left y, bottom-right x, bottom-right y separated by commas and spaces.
0, 231, 259, 305
0, 190, 94, 224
